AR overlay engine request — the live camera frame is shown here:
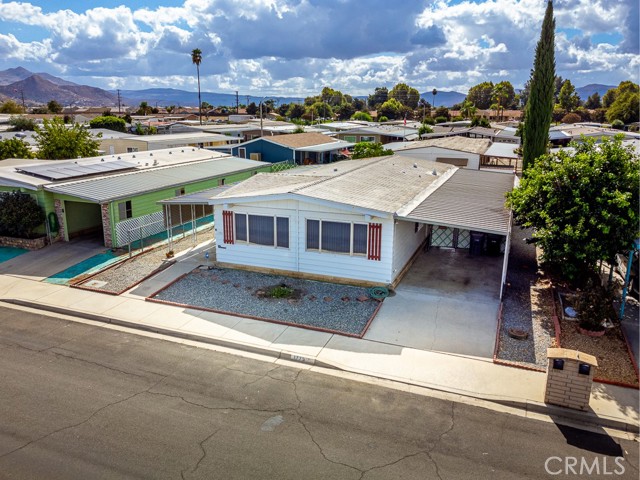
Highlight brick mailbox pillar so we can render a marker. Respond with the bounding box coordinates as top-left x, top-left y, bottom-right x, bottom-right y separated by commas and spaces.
544, 348, 598, 411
